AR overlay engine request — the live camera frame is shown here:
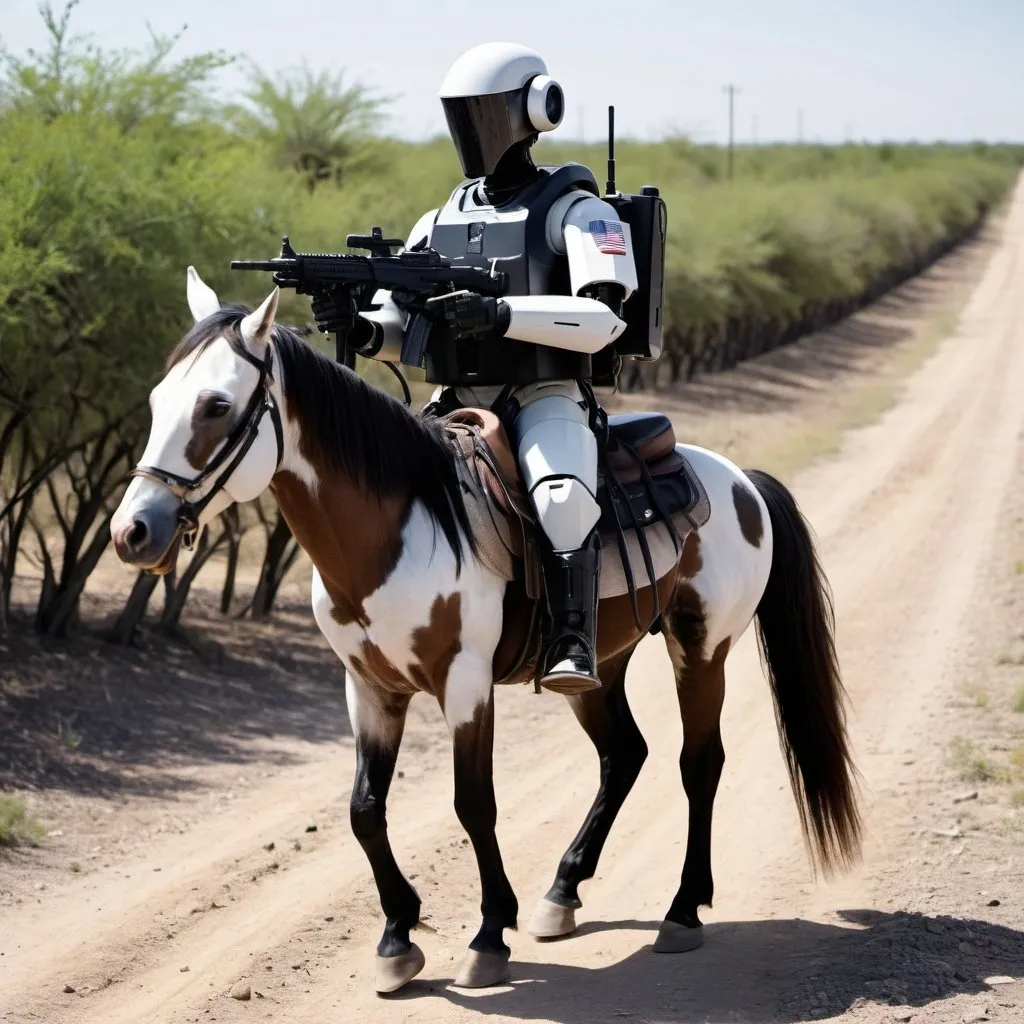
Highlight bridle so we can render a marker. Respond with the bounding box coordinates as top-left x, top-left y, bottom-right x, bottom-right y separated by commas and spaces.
129, 325, 284, 551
